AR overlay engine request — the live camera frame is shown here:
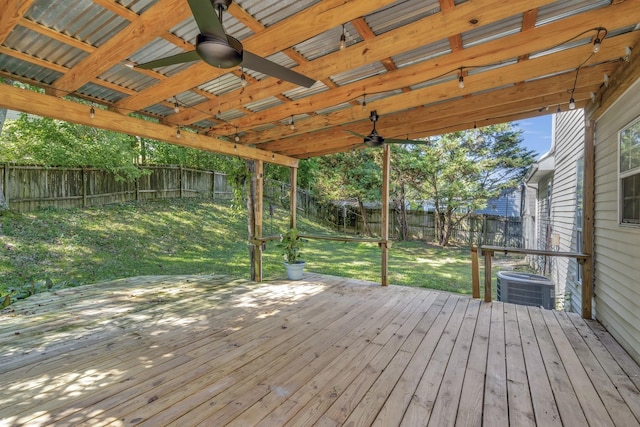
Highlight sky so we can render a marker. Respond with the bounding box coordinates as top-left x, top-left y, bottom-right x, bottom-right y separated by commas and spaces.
516, 115, 553, 160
